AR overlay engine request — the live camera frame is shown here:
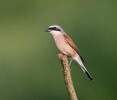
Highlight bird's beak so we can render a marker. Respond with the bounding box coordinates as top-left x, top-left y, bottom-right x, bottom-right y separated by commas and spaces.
45, 28, 50, 32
